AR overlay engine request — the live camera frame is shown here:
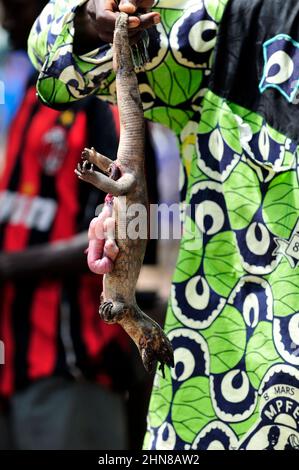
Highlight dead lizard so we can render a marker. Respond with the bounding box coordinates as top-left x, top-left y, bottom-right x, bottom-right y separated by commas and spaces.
75, 12, 174, 376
